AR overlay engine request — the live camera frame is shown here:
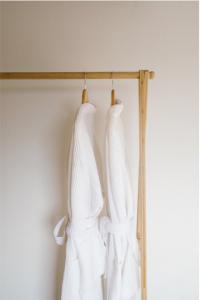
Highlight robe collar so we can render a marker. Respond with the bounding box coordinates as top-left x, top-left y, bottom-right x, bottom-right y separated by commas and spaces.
109, 99, 124, 117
